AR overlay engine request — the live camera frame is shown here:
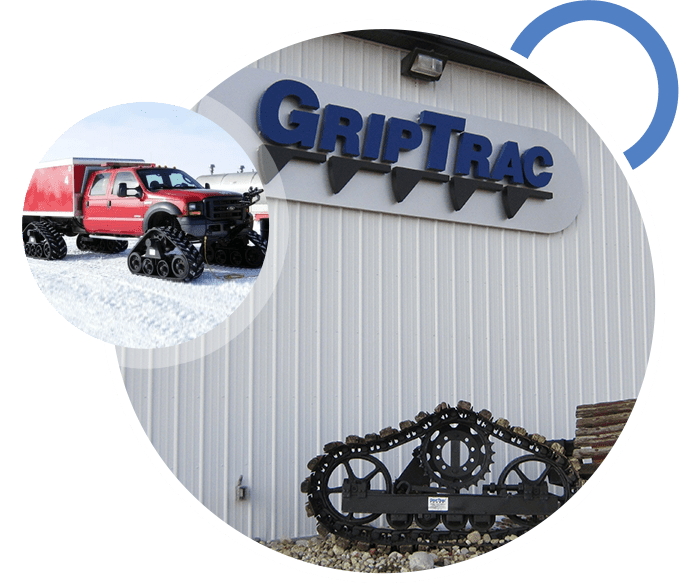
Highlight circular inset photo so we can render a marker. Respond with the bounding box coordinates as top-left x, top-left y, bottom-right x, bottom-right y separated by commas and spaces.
118, 31, 654, 572
22, 103, 269, 348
